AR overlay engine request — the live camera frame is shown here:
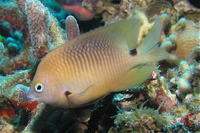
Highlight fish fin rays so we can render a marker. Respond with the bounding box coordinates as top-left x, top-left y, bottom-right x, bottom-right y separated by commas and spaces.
114, 64, 155, 91
107, 16, 142, 50
136, 16, 169, 63
83, 16, 142, 51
